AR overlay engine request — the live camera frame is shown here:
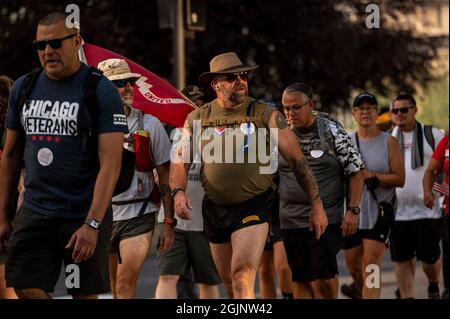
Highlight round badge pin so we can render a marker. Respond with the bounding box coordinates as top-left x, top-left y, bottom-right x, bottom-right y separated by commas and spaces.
240, 123, 255, 134
310, 150, 324, 158
37, 147, 54, 166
